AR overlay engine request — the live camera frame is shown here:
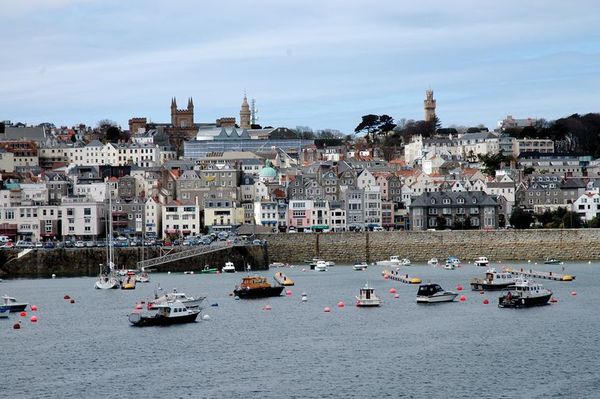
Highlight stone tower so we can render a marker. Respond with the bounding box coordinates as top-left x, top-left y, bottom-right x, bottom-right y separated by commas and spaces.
424, 89, 436, 122
171, 97, 194, 128
240, 94, 251, 129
